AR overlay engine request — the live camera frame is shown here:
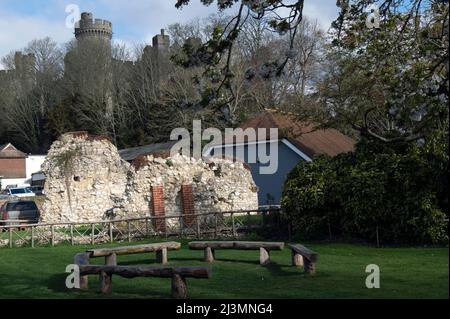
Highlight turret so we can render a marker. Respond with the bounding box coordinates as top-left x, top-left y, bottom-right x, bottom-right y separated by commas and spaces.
152, 29, 170, 52
75, 12, 113, 42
